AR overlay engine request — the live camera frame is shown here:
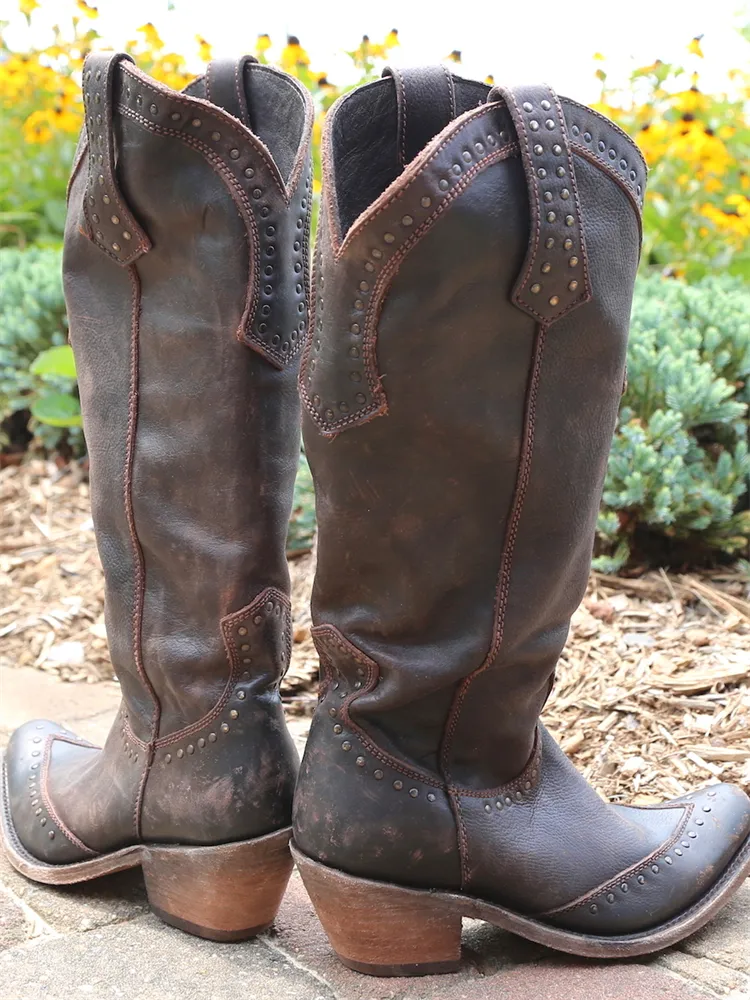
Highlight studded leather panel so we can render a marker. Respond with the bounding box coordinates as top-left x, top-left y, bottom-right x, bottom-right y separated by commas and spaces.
302, 87, 646, 439
81, 52, 152, 266
301, 102, 517, 437
492, 83, 592, 324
